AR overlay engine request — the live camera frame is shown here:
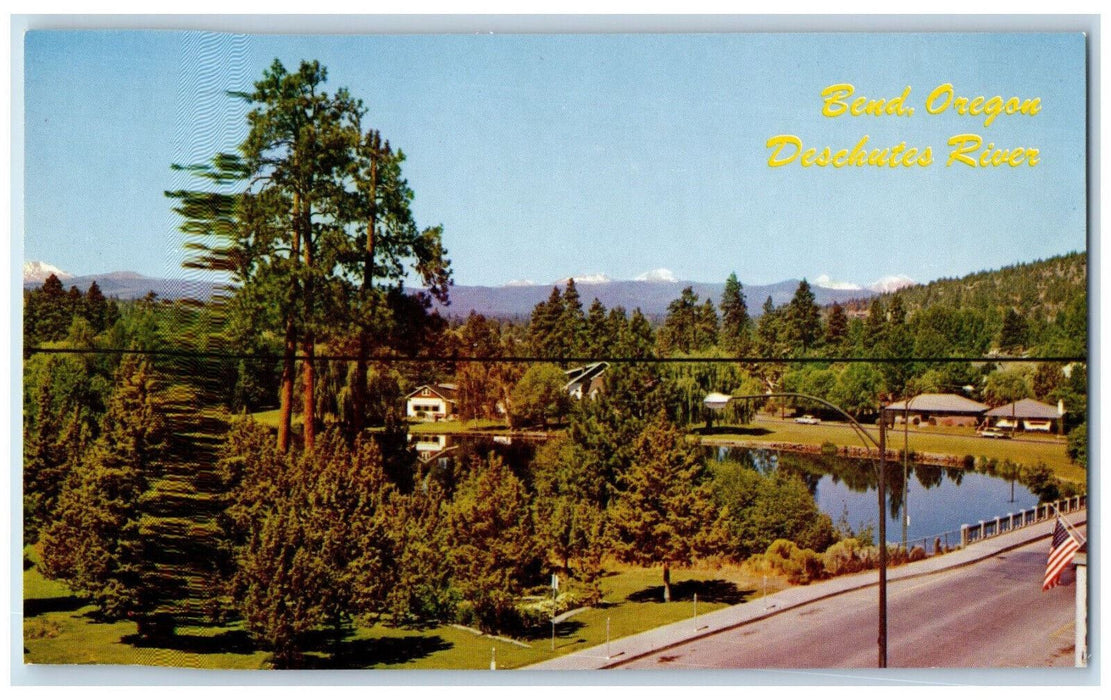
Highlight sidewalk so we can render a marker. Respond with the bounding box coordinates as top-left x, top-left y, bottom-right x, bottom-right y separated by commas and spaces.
525, 510, 1086, 670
